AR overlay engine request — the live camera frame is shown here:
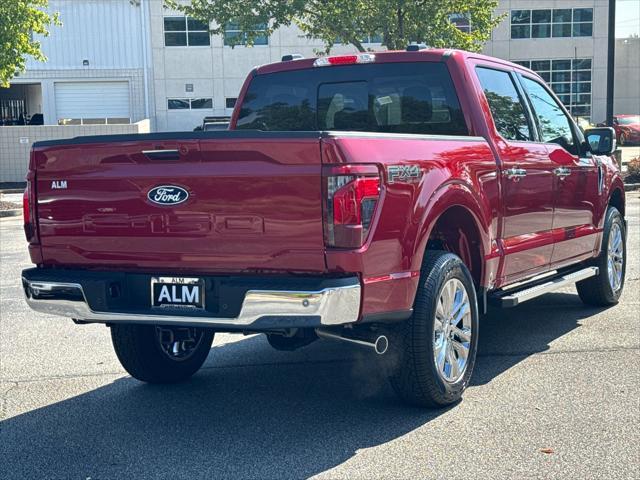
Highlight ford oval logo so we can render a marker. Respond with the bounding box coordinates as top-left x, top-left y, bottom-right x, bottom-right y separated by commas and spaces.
147, 185, 189, 206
